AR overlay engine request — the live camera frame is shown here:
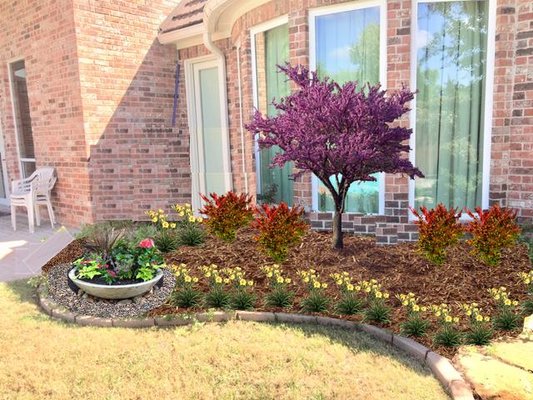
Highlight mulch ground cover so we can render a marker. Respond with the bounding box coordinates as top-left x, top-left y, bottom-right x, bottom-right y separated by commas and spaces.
42, 228, 532, 358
